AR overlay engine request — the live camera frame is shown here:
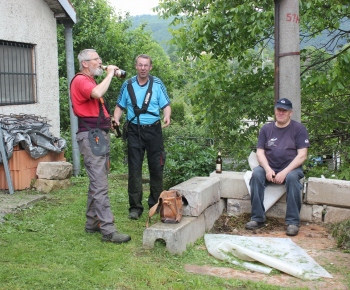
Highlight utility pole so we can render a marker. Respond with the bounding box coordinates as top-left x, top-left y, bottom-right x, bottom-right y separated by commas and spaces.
274, 0, 301, 122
